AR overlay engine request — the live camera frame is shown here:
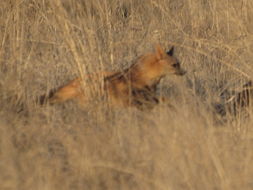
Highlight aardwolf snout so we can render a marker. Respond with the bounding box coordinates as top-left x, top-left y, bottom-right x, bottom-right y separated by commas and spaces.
164, 46, 186, 76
